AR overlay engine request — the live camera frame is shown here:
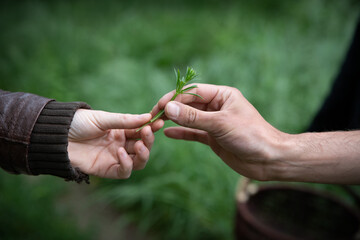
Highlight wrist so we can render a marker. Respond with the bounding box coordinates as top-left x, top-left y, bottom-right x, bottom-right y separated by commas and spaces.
67, 141, 82, 170
264, 131, 299, 181
267, 132, 336, 182
28, 101, 90, 183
